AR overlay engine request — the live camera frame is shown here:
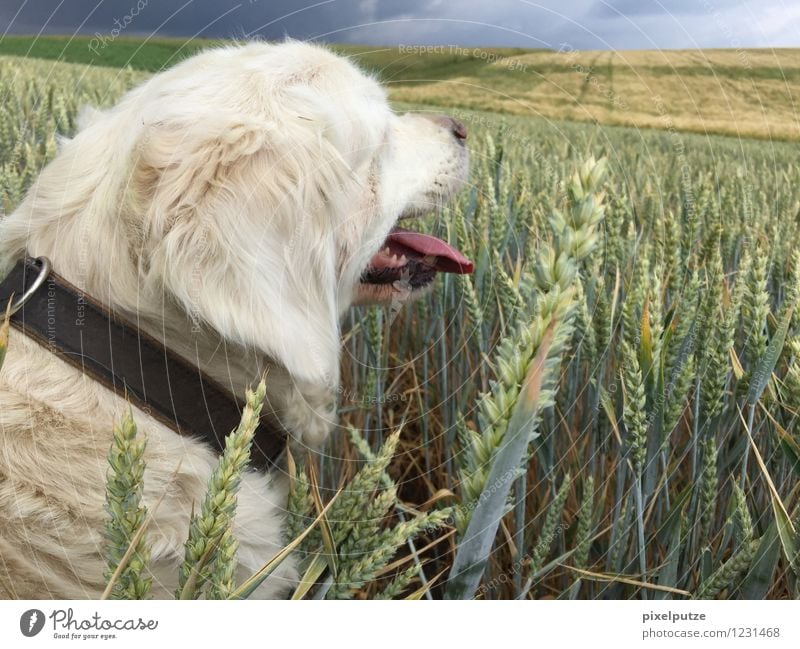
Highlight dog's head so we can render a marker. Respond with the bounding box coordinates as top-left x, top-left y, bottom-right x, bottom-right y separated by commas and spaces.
128, 41, 472, 388
7, 41, 471, 392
